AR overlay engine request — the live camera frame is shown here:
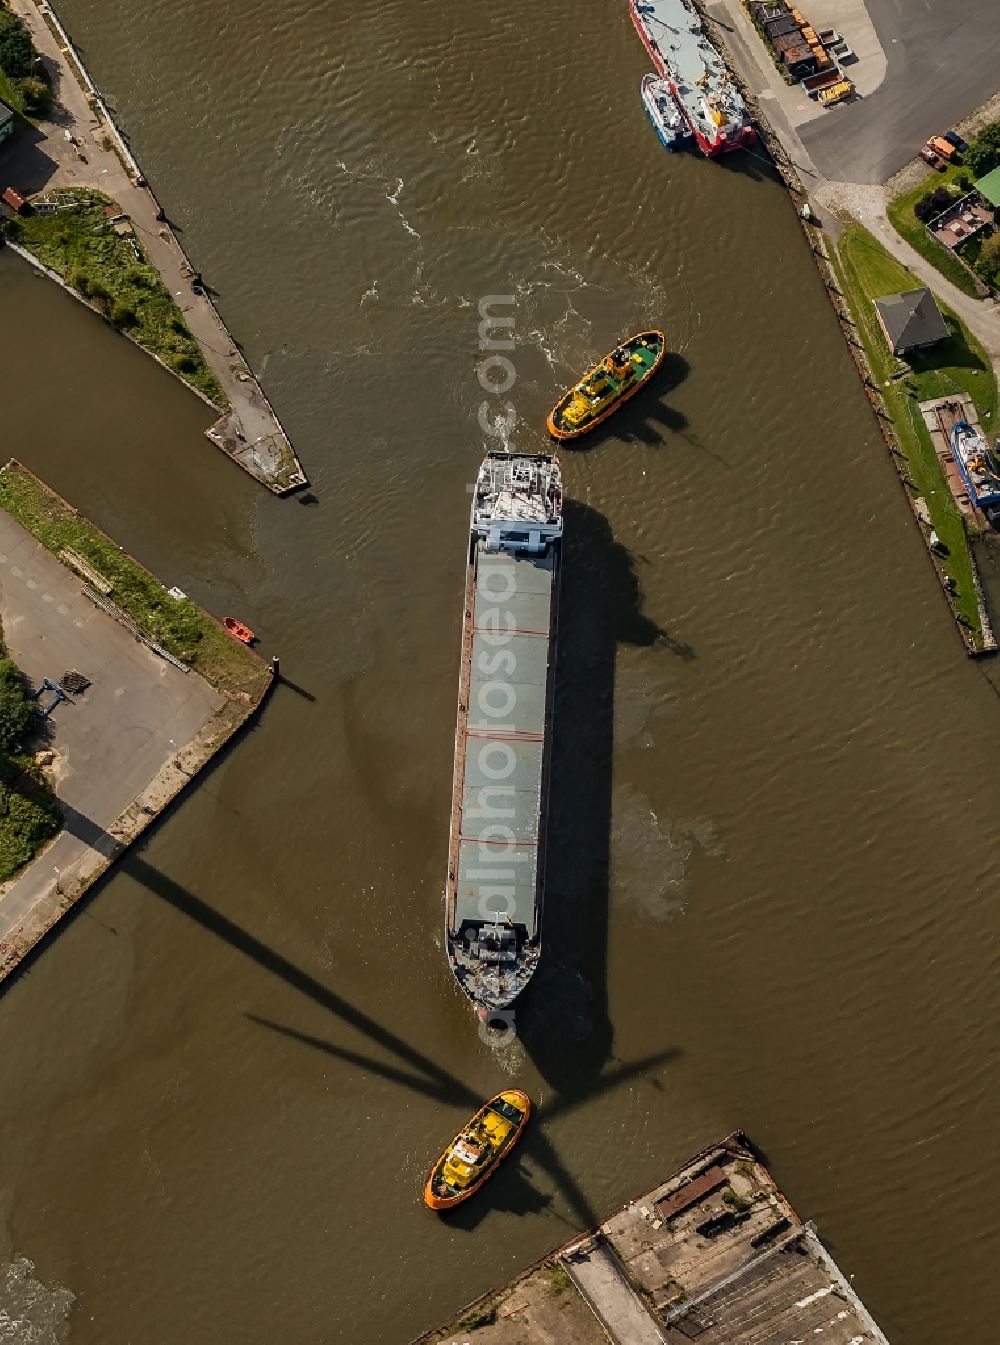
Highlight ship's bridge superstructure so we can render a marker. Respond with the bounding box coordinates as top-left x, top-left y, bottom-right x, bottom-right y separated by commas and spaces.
446, 452, 563, 1016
